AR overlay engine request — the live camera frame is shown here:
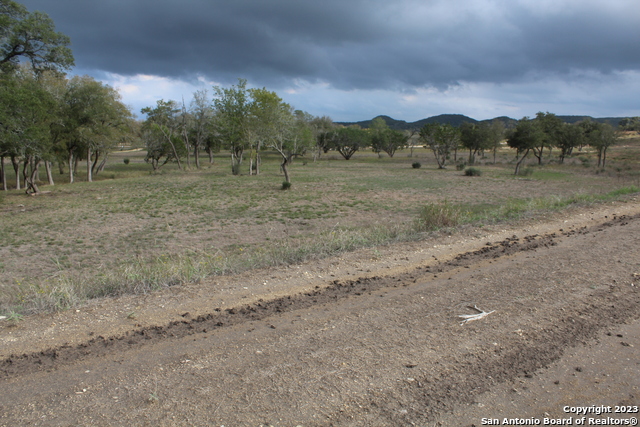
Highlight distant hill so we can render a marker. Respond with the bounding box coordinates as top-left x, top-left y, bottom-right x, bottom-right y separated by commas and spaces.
555, 116, 623, 127
337, 114, 627, 130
